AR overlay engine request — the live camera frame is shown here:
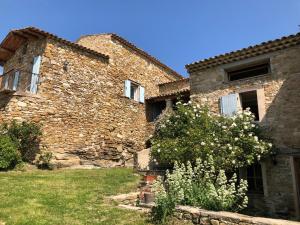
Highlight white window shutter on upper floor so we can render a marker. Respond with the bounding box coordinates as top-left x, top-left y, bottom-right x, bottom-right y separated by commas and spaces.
220, 93, 238, 116
139, 86, 145, 103
13, 70, 20, 91
30, 55, 41, 94
4, 76, 9, 89
124, 80, 131, 98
